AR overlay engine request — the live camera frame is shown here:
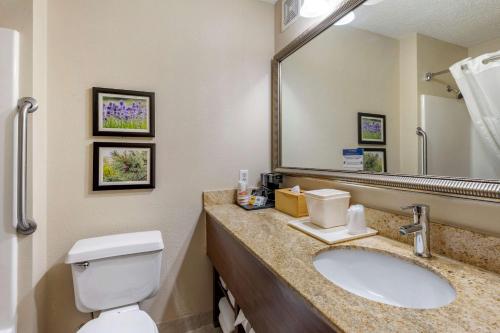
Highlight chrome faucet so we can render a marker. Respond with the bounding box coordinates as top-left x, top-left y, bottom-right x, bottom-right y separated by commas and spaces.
400, 204, 431, 258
